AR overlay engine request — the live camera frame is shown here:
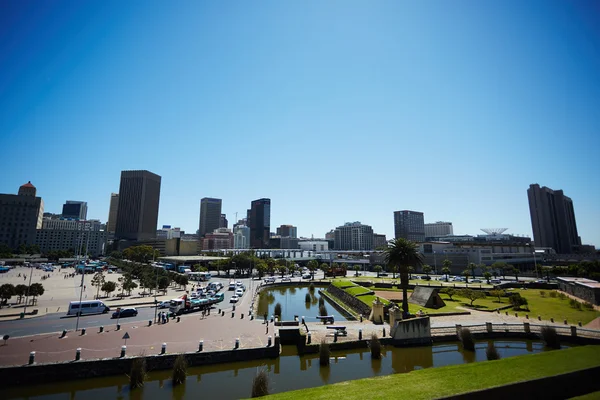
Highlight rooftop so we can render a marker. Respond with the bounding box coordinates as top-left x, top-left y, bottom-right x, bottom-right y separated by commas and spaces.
557, 277, 600, 289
